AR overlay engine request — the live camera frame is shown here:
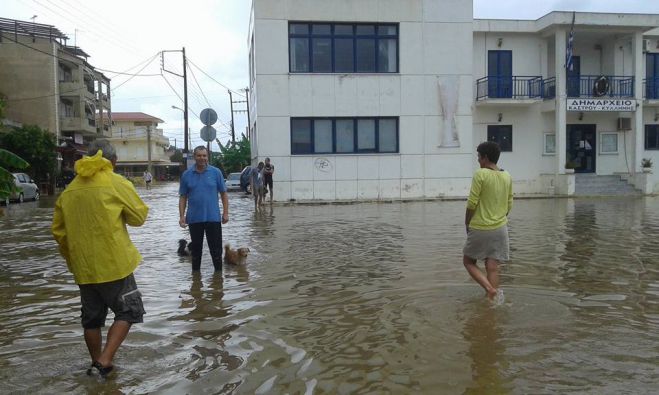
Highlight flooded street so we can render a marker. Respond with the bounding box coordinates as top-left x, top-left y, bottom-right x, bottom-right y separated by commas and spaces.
1, 182, 658, 394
